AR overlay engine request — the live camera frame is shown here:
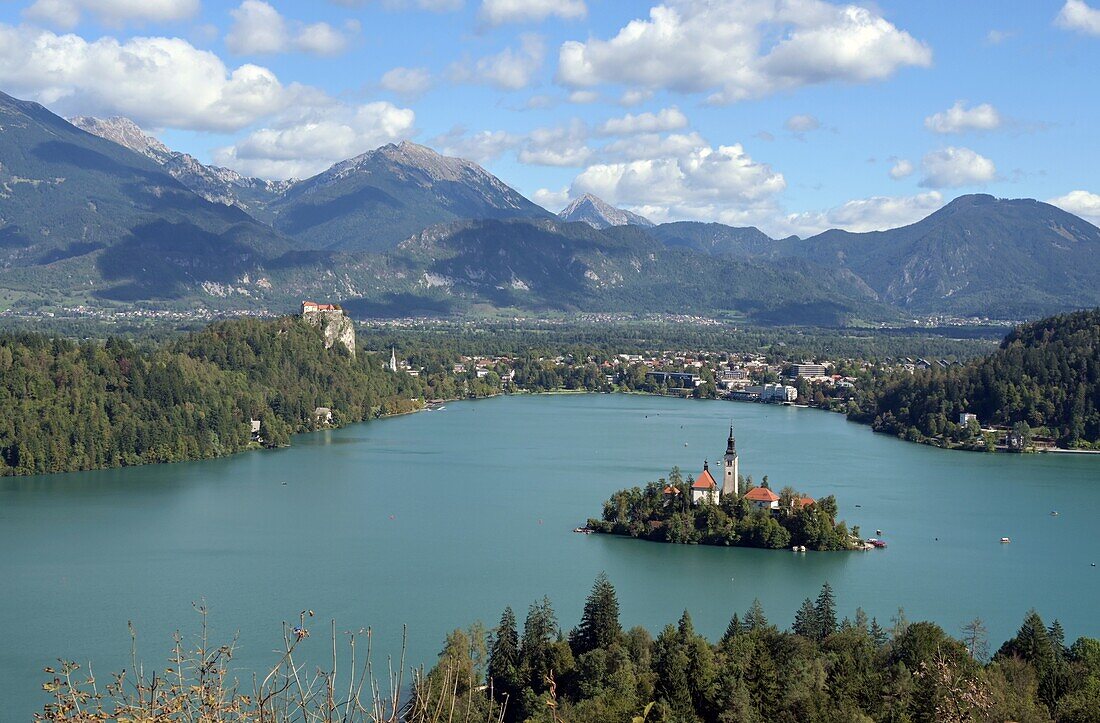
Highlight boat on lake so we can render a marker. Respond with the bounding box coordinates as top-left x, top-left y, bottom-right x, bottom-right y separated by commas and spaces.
866, 538, 887, 548
1001, 537, 1011, 543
